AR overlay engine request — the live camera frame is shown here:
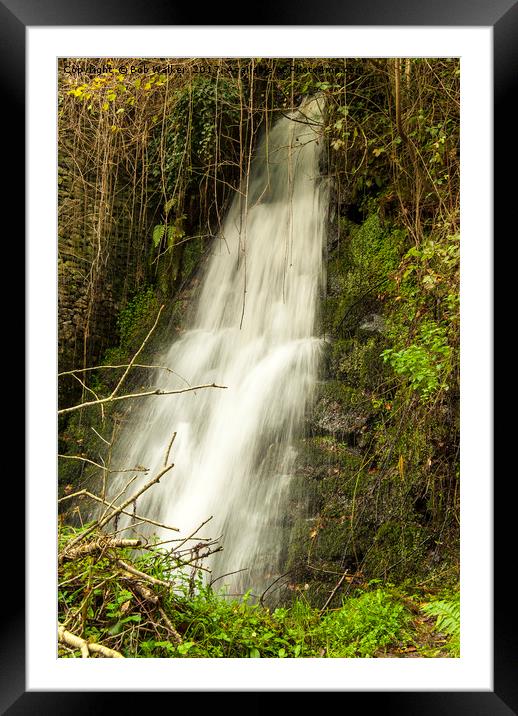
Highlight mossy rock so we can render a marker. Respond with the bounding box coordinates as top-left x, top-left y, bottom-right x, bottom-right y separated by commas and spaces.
330, 336, 388, 391
295, 435, 350, 468
308, 381, 373, 440
311, 519, 351, 563
362, 521, 430, 582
